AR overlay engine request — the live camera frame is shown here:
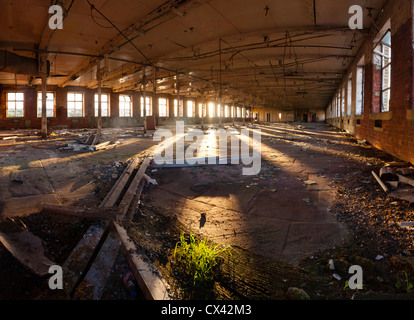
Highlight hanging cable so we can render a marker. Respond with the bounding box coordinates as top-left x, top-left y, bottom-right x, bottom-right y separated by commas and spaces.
86, 0, 154, 67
